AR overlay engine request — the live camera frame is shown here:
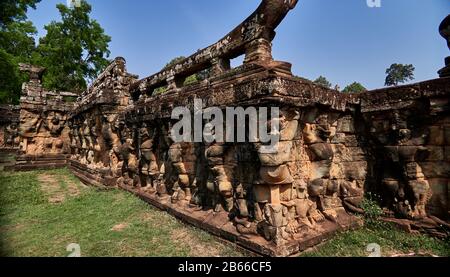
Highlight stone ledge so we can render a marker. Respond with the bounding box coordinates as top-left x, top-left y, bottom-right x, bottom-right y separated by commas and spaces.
118, 183, 363, 257
5, 154, 69, 171
360, 77, 450, 113
69, 160, 116, 189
